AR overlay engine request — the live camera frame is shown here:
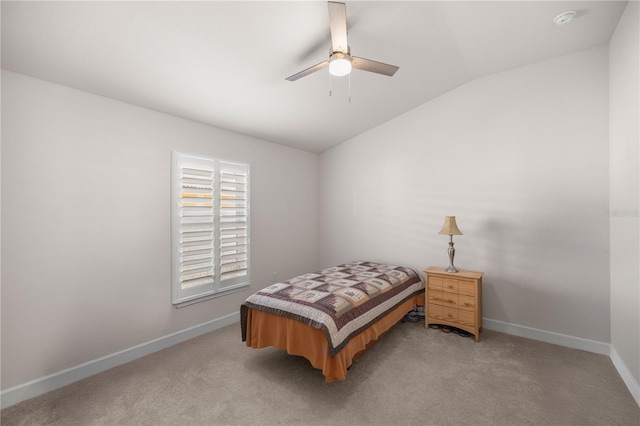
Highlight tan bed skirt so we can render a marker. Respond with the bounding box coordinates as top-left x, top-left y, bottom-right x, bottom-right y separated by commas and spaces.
244, 295, 420, 382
